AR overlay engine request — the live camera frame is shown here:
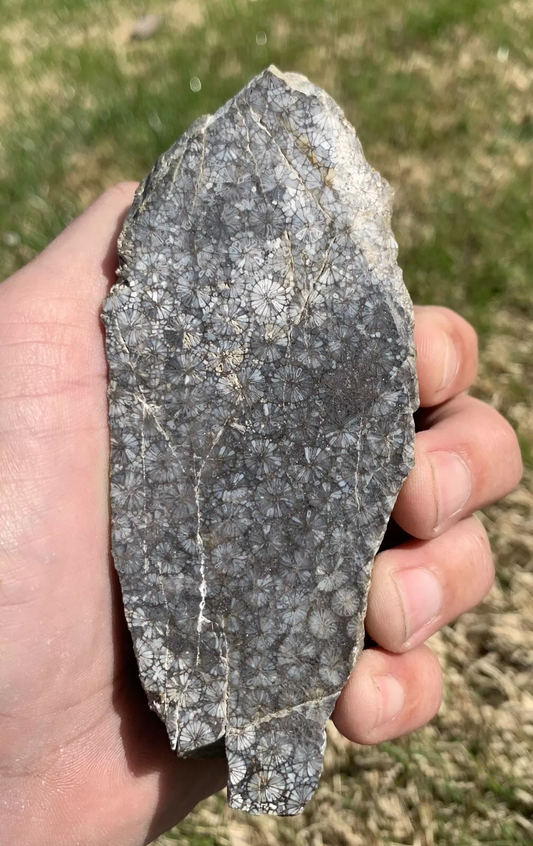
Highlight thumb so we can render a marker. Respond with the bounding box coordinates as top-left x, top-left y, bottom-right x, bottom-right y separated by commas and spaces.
0, 182, 139, 406
2, 181, 139, 308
